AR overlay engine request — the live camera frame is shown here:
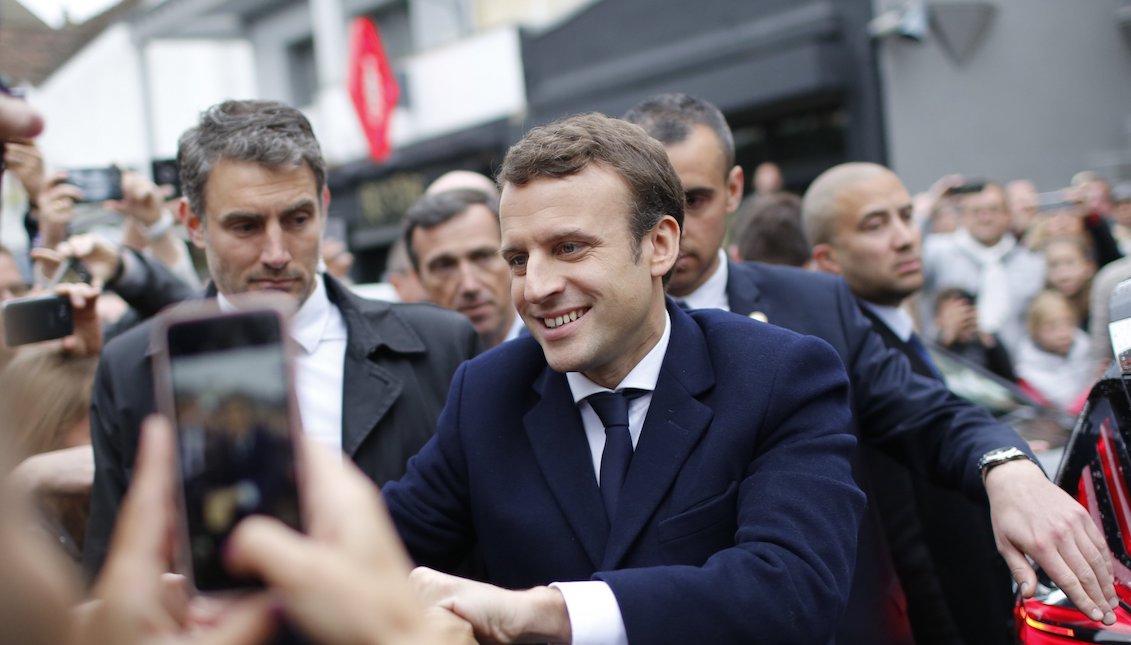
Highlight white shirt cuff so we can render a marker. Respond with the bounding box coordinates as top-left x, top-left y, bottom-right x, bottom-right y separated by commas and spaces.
549, 580, 629, 645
